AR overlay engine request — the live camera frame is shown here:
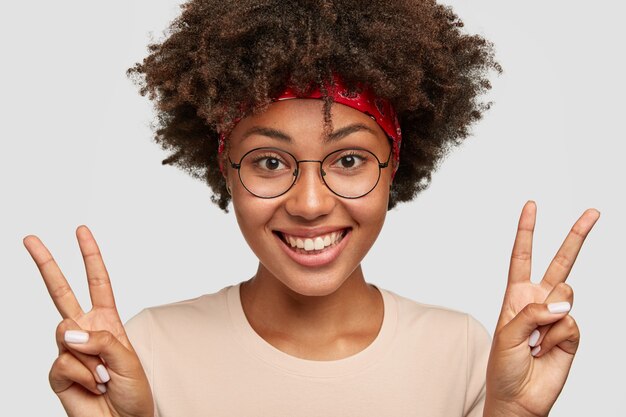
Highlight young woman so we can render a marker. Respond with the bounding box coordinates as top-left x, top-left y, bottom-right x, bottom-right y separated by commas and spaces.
23, 1, 600, 416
